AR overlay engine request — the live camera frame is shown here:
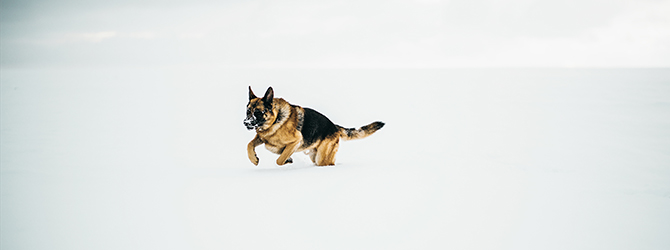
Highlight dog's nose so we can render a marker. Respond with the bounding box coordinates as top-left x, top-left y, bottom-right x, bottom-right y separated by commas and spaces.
244, 117, 256, 129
